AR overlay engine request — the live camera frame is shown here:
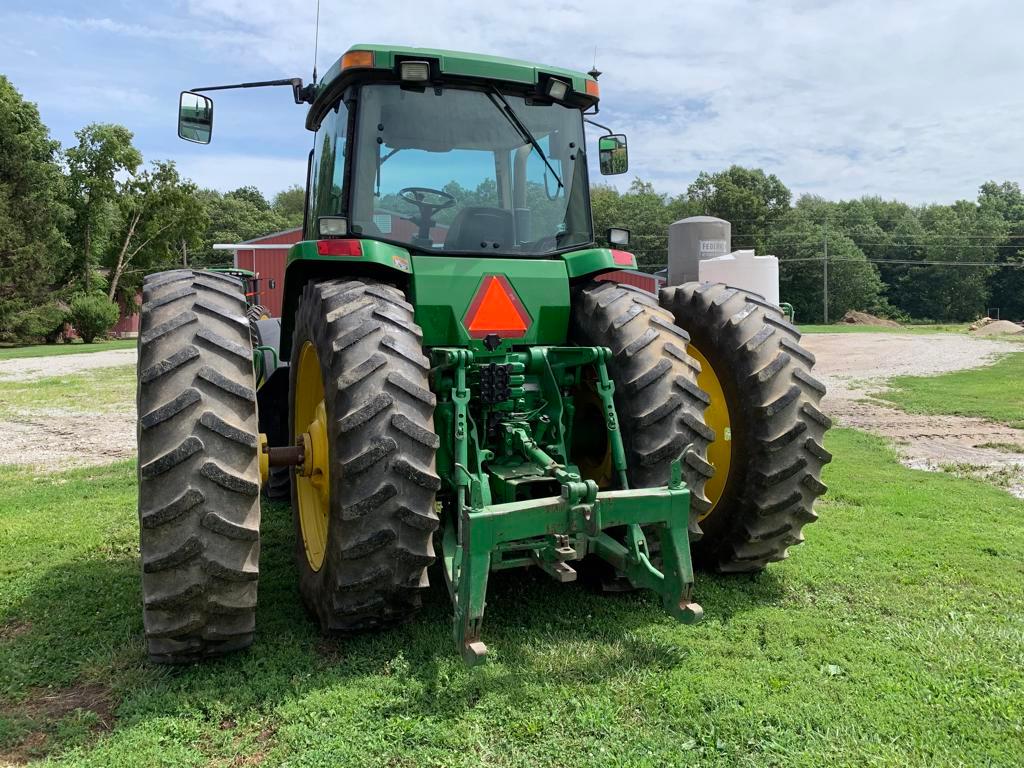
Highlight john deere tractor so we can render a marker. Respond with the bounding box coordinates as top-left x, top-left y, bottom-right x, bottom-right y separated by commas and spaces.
137, 46, 830, 665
